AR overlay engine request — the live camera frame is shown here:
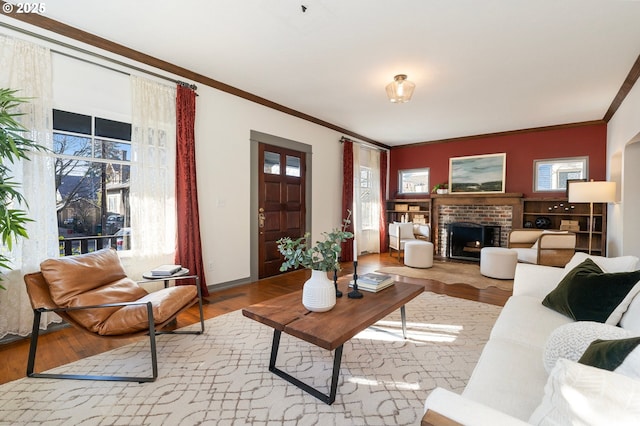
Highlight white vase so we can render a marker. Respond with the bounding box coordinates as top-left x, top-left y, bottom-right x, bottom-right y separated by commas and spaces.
302, 269, 336, 312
